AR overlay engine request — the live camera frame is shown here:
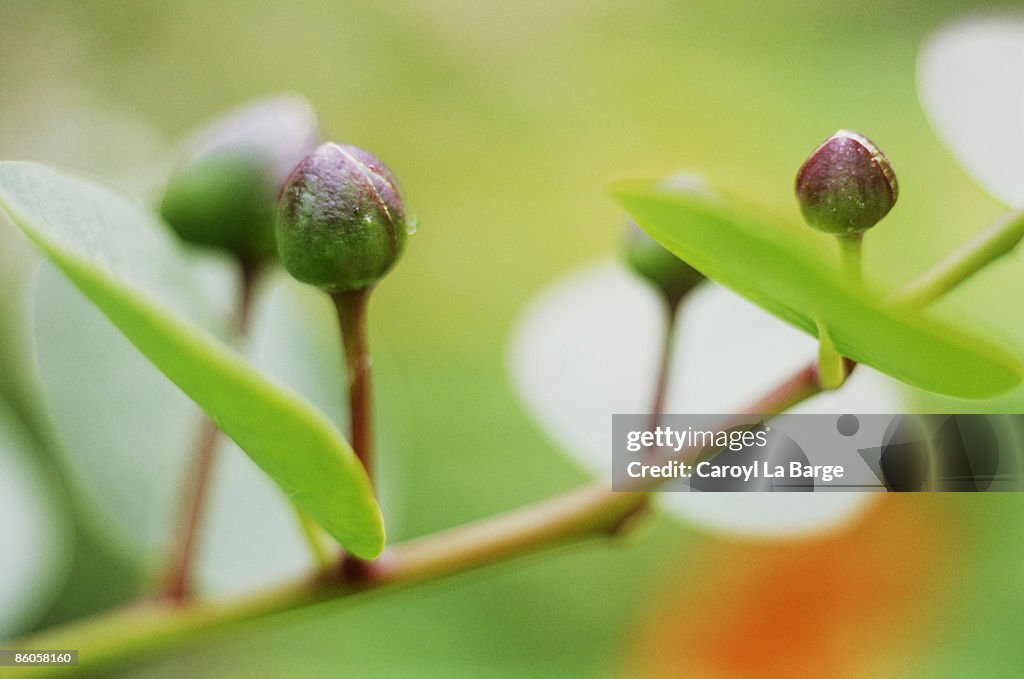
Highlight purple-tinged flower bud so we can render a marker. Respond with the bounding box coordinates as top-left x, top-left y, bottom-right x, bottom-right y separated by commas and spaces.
276, 143, 408, 292
795, 130, 898, 236
623, 220, 704, 305
159, 94, 319, 265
